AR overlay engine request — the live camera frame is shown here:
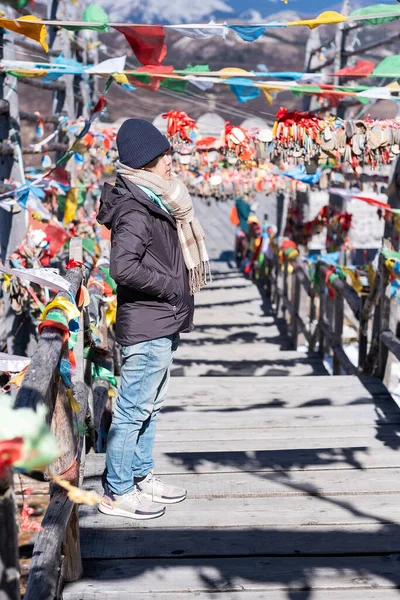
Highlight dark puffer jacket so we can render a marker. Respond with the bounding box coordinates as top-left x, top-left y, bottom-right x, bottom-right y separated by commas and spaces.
97, 175, 194, 346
